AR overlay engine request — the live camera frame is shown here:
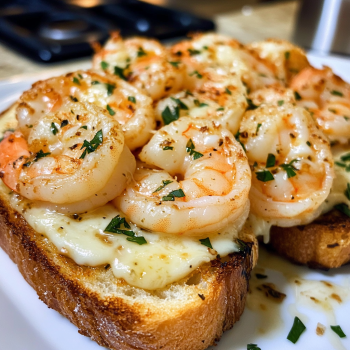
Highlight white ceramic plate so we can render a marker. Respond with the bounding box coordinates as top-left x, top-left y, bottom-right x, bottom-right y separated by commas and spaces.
0, 54, 350, 350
